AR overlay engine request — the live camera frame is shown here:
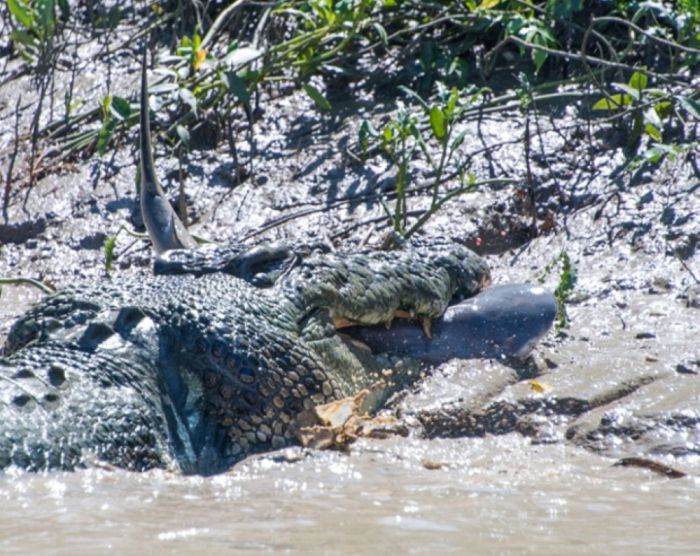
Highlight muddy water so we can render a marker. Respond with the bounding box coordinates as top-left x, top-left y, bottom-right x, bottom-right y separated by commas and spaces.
2, 437, 699, 555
